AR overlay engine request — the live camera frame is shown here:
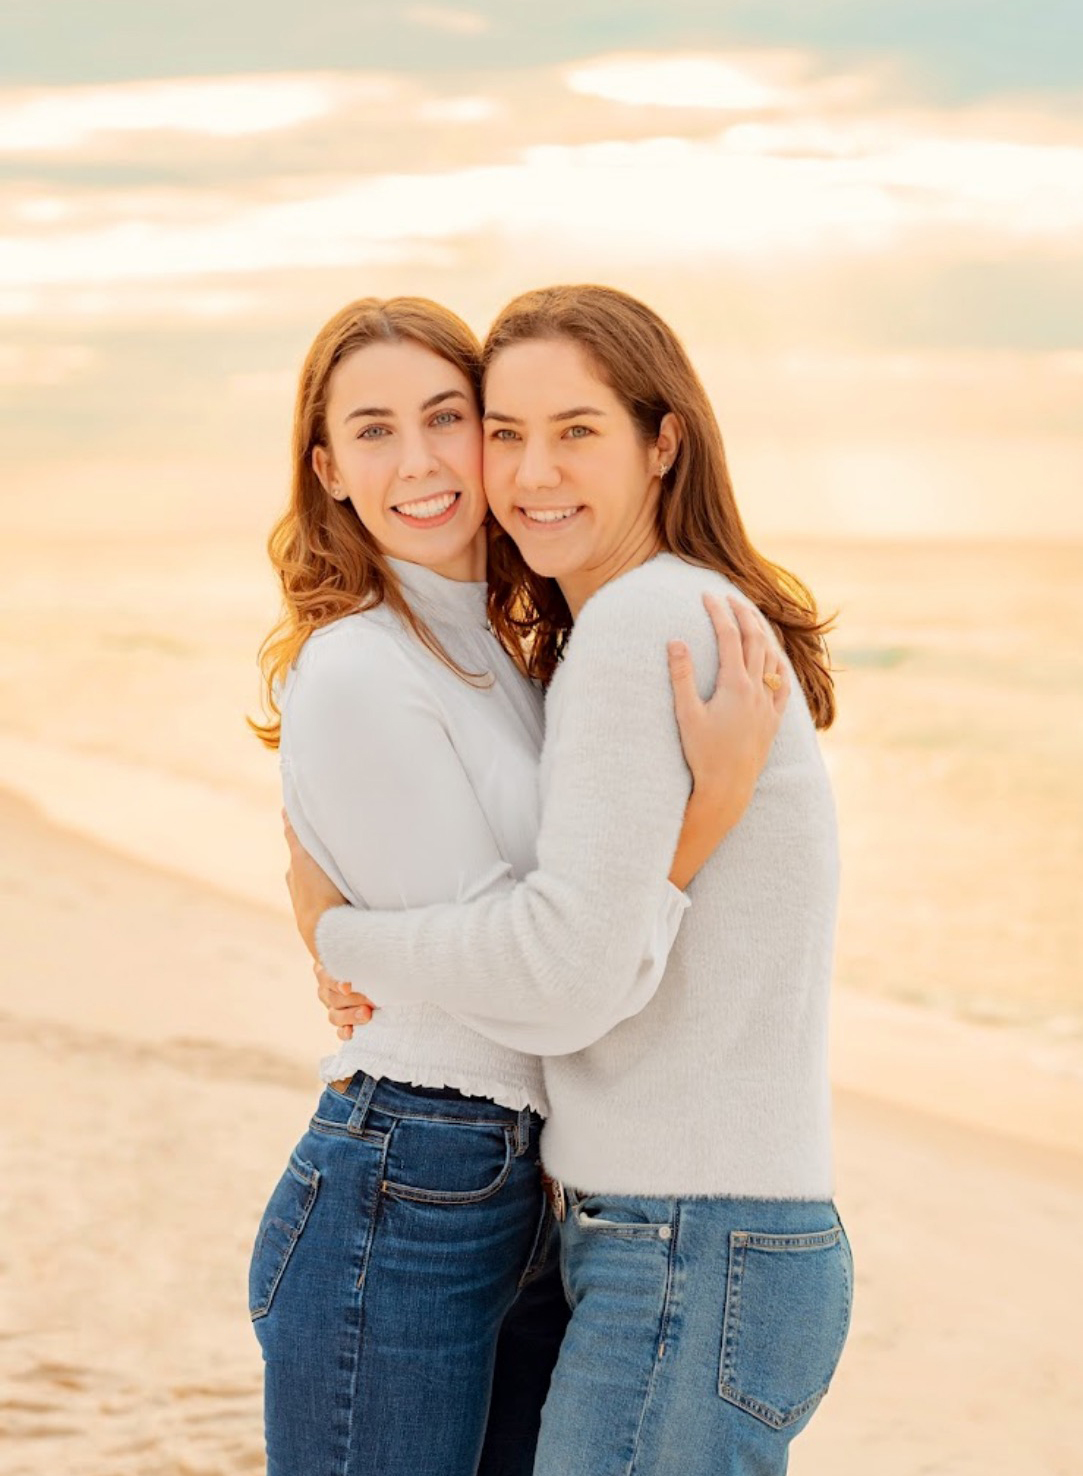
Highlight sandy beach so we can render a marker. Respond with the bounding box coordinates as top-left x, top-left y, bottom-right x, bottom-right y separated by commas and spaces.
2, 792, 1082, 1475
2, 535, 1082, 1474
